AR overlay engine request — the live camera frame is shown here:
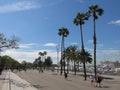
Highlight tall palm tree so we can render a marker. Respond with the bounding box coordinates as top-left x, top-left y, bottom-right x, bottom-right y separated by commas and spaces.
89, 4, 104, 79
73, 12, 89, 80
58, 27, 69, 75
